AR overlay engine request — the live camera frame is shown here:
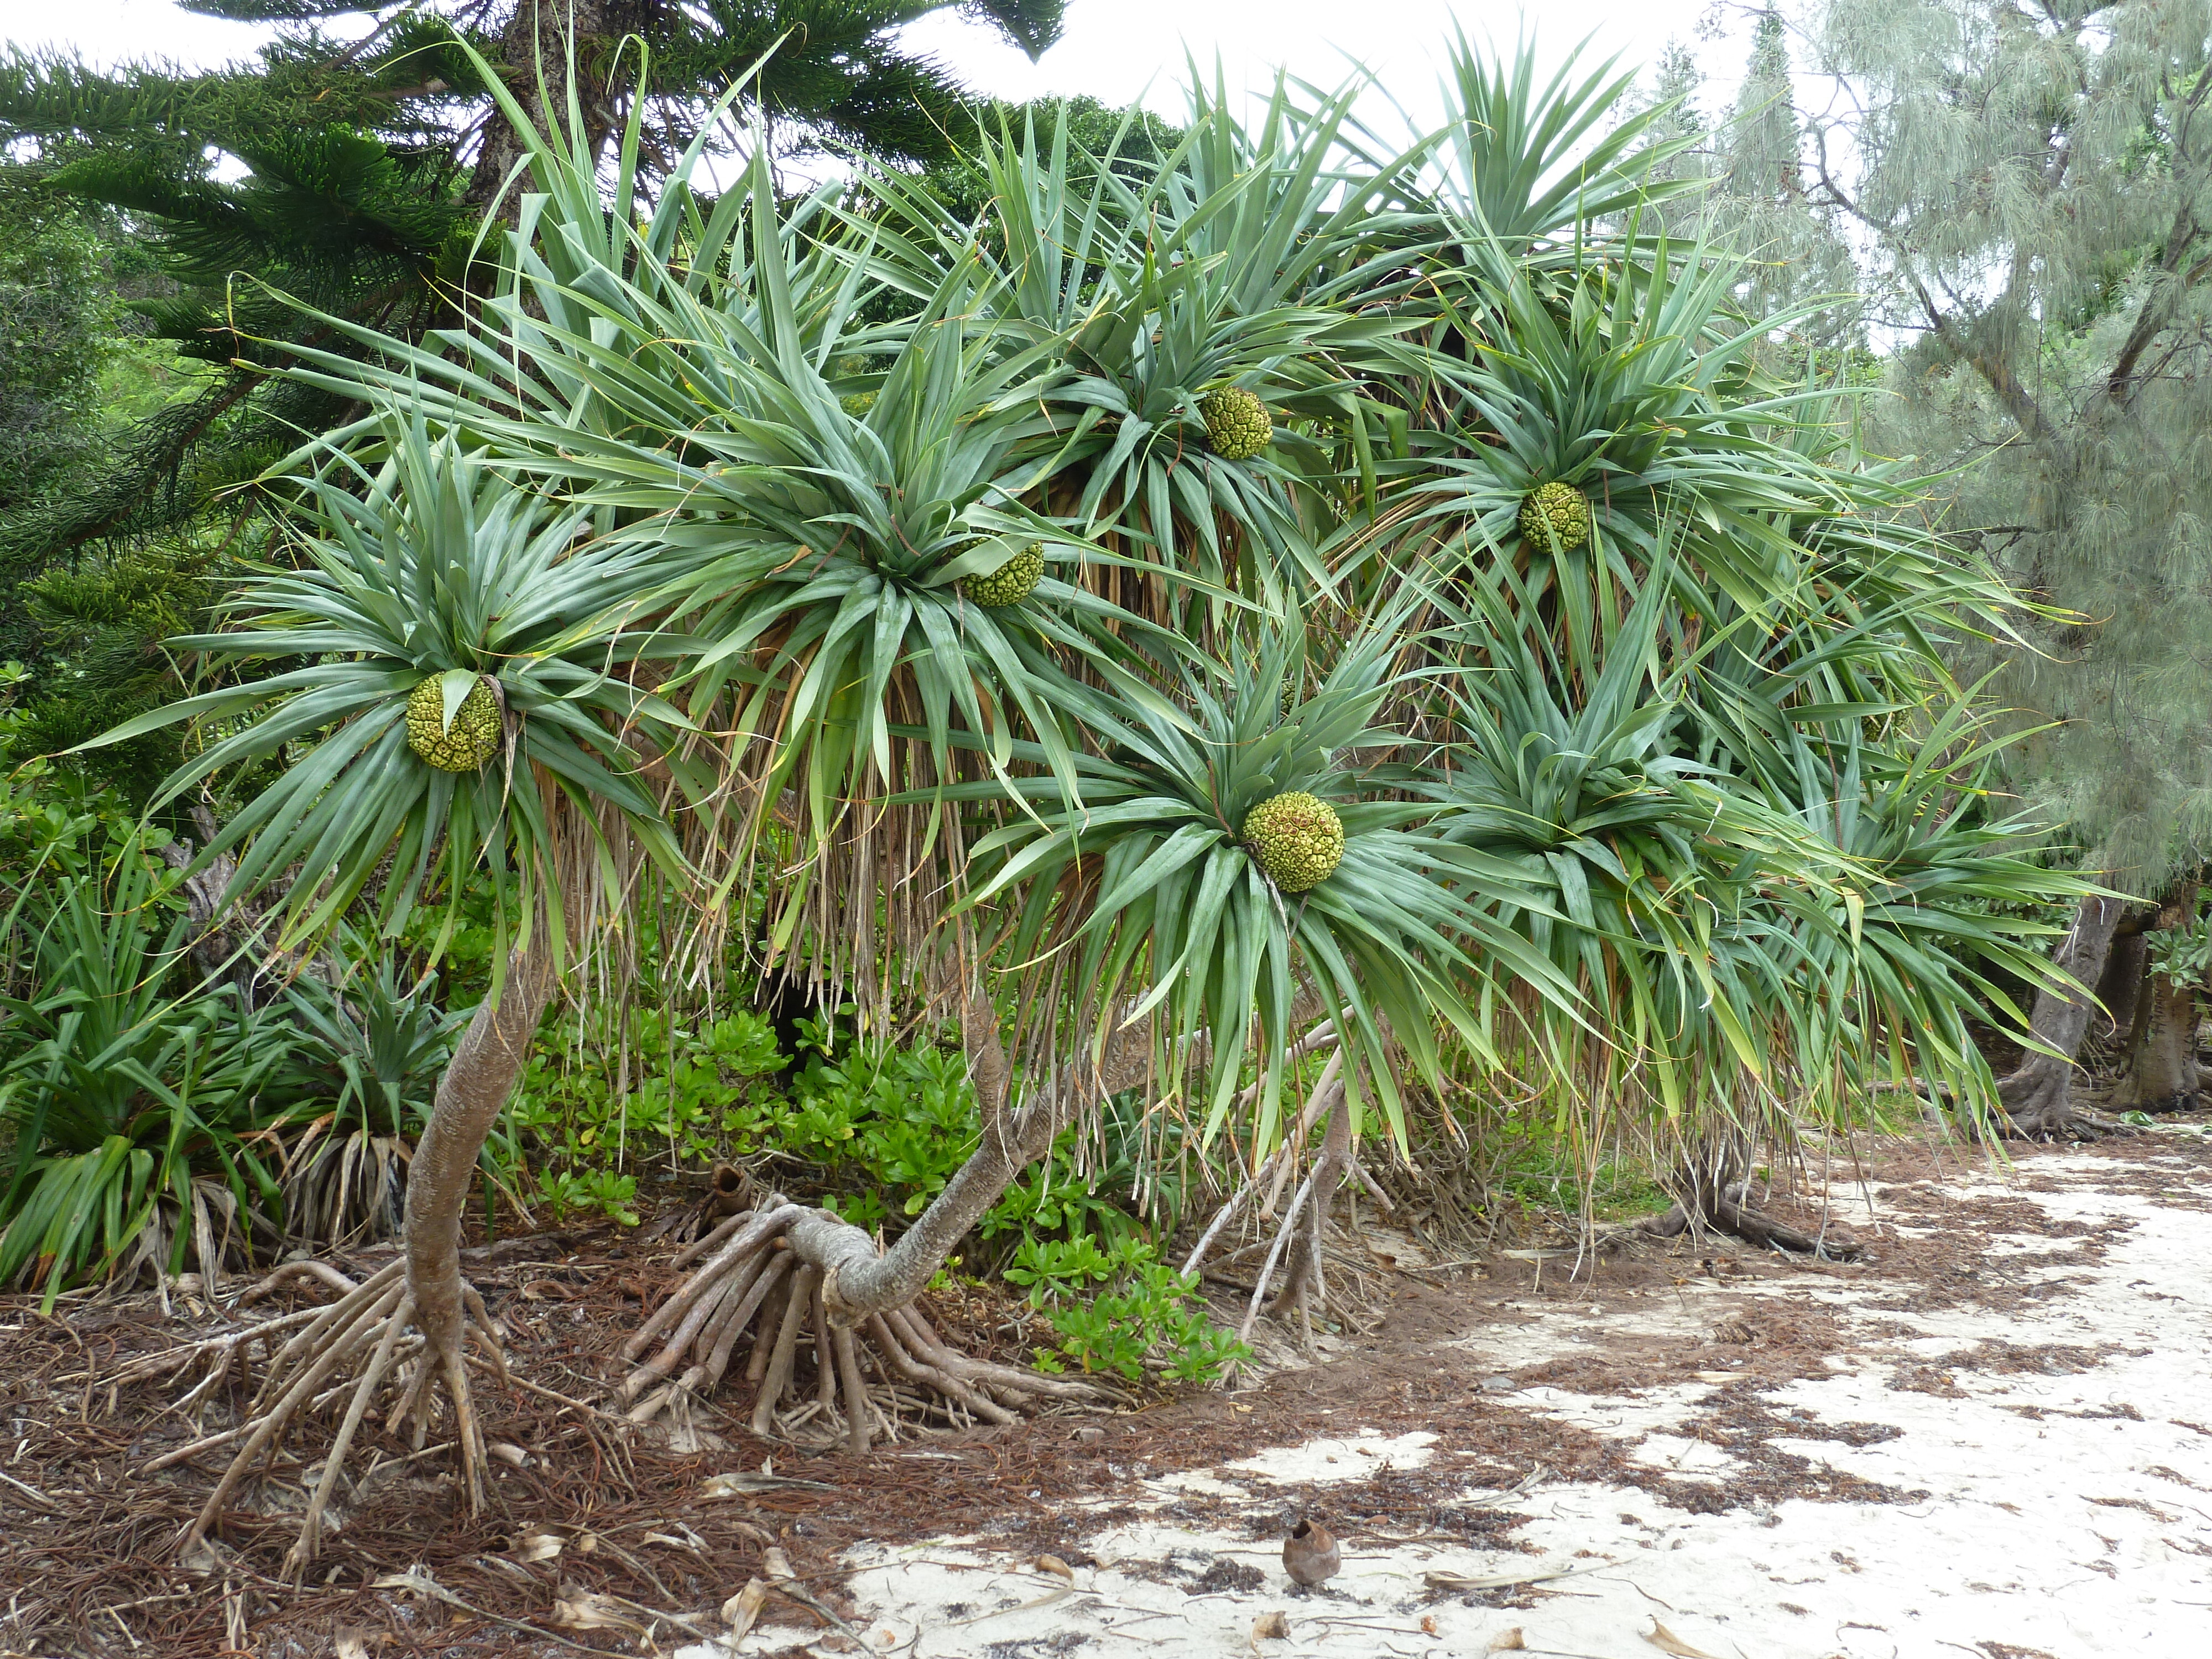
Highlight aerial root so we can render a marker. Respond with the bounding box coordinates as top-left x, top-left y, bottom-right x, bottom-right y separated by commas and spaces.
285, 1288, 414, 1573
119, 1255, 505, 1573
620, 1202, 1107, 1449
1629, 1183, 1863, 1261
2005, 1103, 2132, 1141
1185, 1056, 1354, 1354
